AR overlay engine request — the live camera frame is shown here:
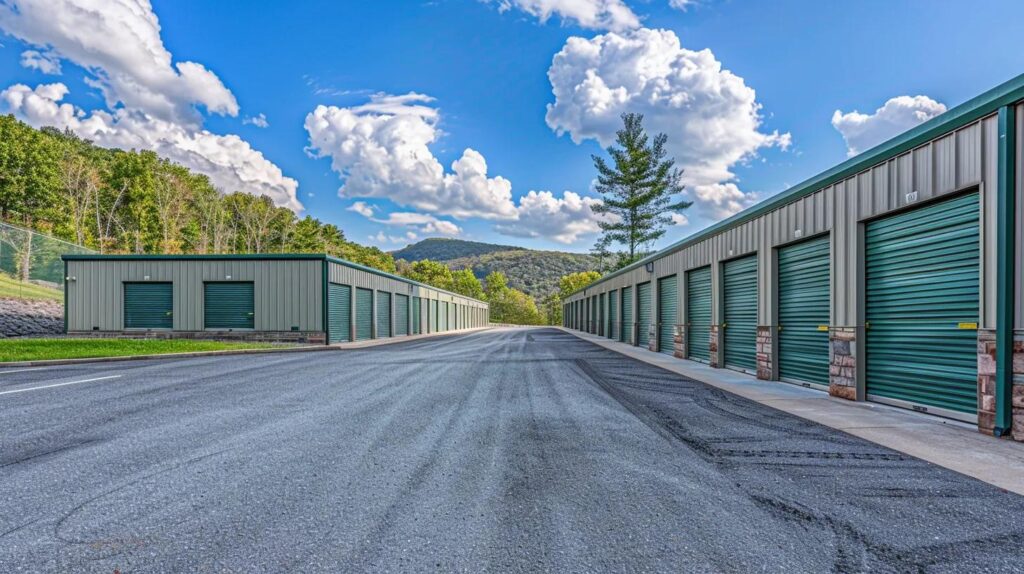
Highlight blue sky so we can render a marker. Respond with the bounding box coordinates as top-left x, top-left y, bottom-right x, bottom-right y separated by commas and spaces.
1, 0, 1022, 253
